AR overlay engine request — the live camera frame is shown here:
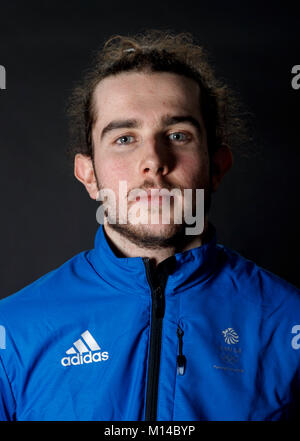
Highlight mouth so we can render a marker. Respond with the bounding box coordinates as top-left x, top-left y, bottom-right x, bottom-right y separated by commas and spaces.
136, 188, 165, 205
